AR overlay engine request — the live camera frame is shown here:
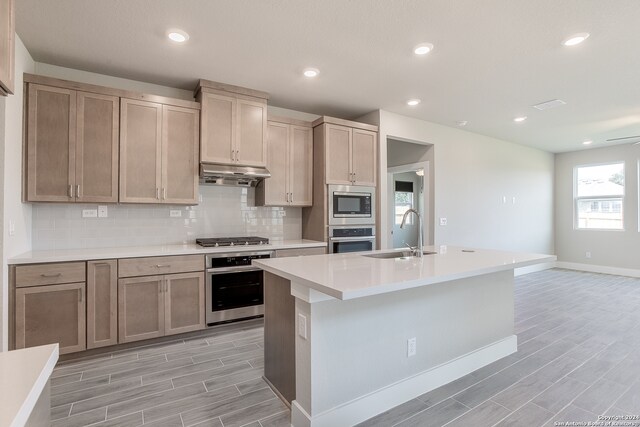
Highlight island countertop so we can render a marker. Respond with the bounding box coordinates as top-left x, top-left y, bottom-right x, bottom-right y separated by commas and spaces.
253, 246, 556, 300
